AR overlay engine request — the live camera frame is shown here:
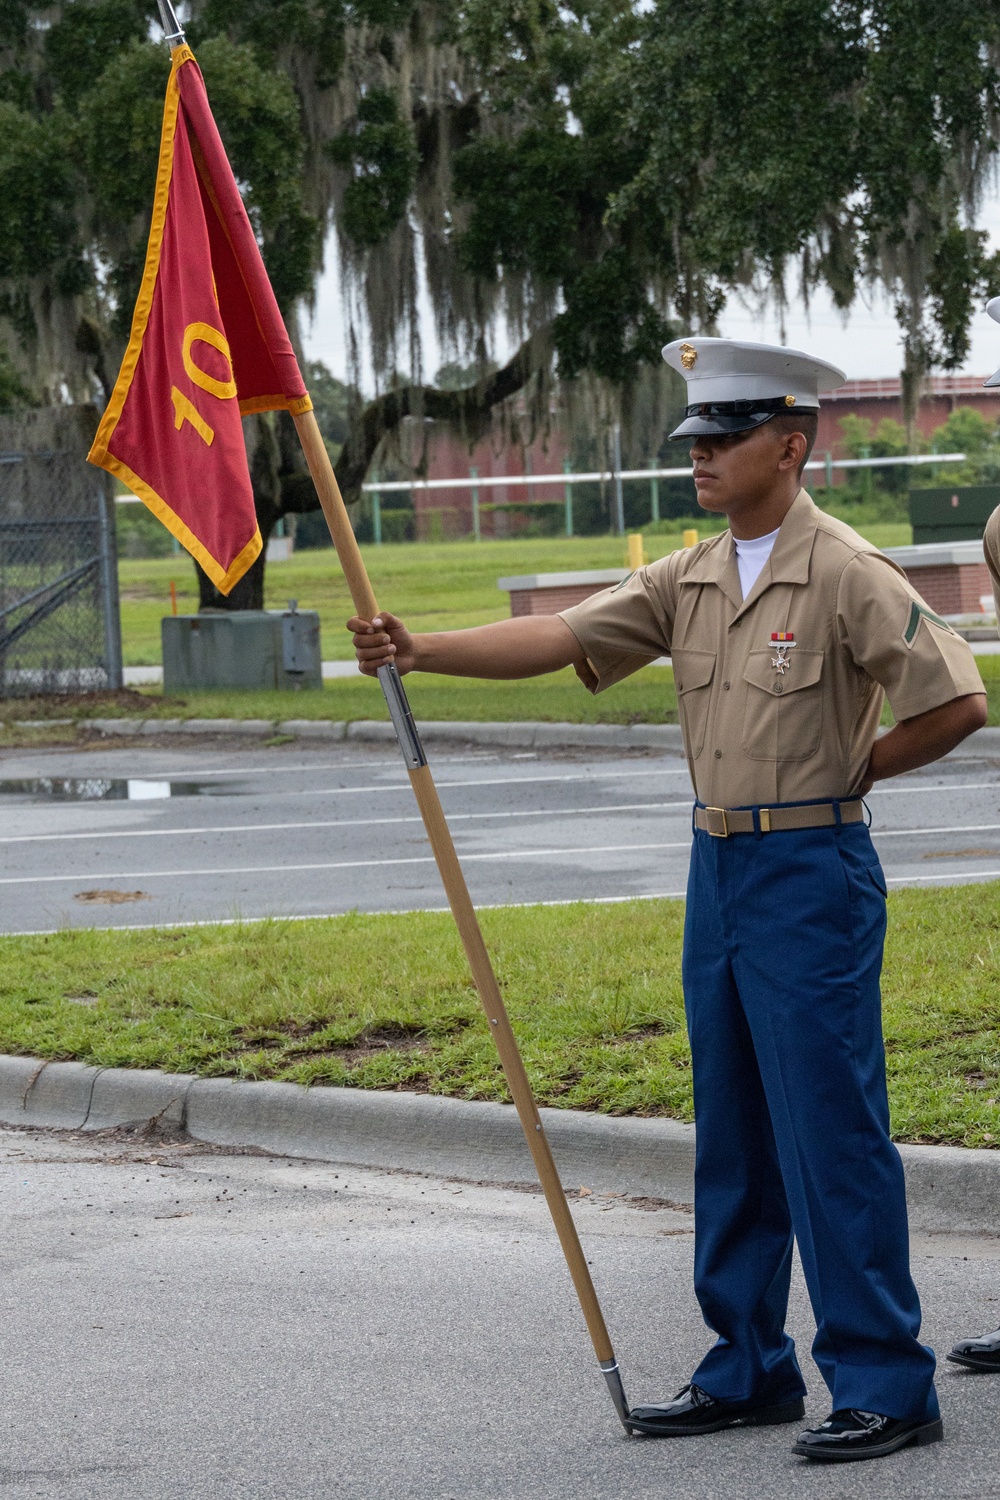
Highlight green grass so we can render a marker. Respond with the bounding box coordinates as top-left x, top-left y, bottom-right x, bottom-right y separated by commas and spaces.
5, 650, 997, 739
117, 533, 707, 665
139, 653, 992, 727
4, 519, 989, 740
0, 884, 997, 1146
4, 649, 997, 742
117, 523, 913, 665
142, 666, 678, 724
0, 666, 678, 732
